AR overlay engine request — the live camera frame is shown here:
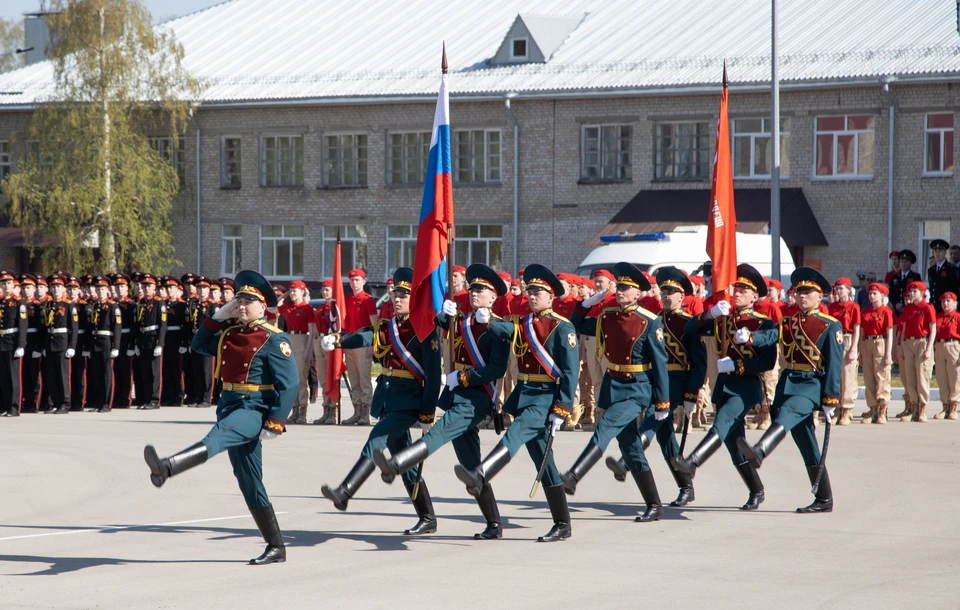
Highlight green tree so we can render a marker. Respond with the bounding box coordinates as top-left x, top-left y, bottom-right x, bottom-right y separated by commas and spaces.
0, 17, 26, 73
2, 0, 200, 273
